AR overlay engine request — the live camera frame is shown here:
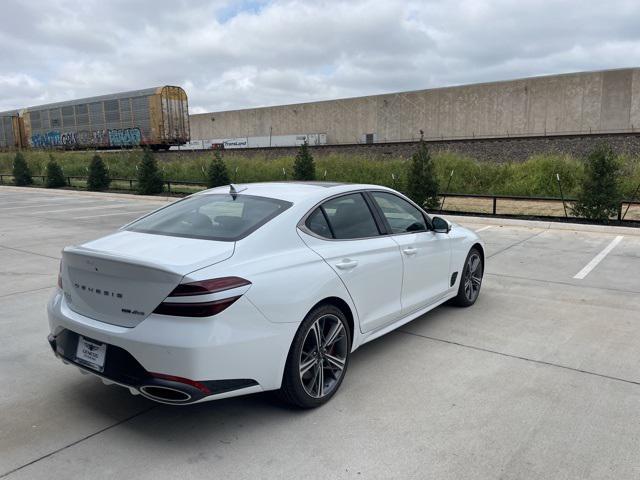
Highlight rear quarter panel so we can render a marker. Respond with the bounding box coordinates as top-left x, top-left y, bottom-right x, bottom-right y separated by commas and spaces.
182, 210, 359, 329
